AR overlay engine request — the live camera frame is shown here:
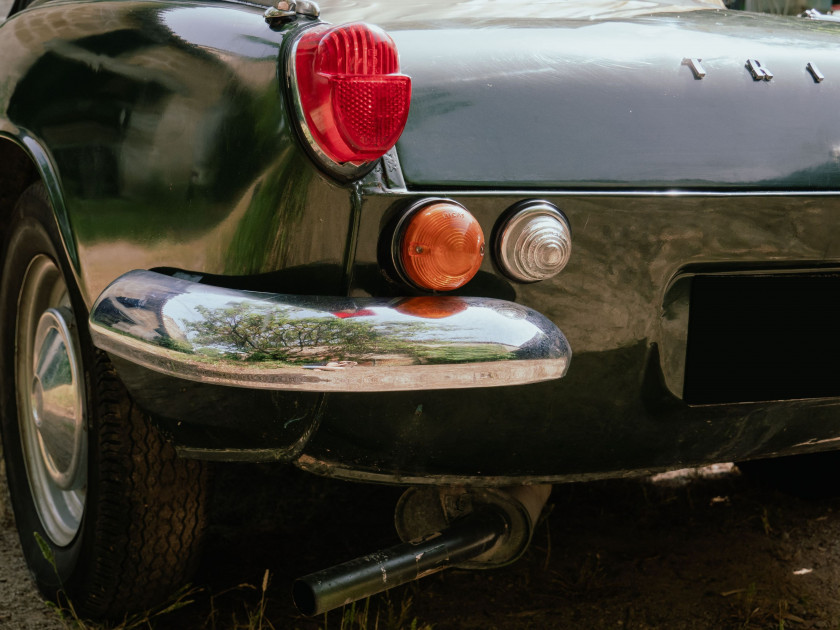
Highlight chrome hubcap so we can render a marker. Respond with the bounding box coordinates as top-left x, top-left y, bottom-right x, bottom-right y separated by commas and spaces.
16, 255, 86, 546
